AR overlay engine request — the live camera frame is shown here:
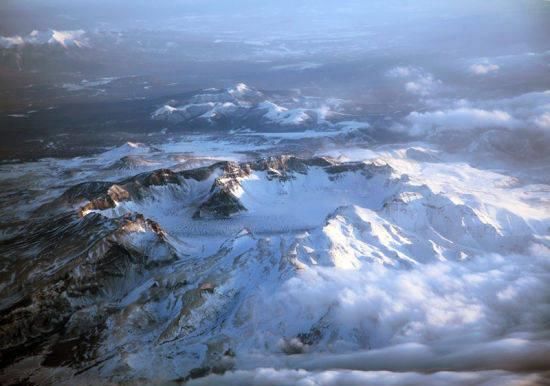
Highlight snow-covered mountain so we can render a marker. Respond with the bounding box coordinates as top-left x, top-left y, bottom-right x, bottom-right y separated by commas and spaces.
0, 139, 548, 384
1, 0, 549, 382
0, 29, 94, 73
151, 83, 358, 132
